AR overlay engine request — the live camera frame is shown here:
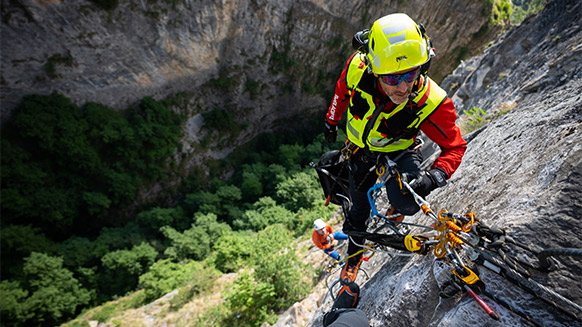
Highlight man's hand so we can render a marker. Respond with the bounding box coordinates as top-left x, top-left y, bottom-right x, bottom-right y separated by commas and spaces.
324, 120, 338, 143
326, 235, 334, 243
409, 168, 448, 197
404, 235, 429, 254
